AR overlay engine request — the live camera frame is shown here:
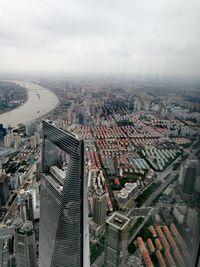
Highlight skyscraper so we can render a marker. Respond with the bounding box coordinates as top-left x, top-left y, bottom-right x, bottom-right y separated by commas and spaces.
4, 133, 13, 148
30, 132, 41, 149
14, 219, 36, 267
183, 160, 198, 195
104, 212, 130, 267
0, 170, 9, 206
17, 189, 34, 223
39, 120, 89, 267
179, 163, 188, 185
93, 190, 107, 226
